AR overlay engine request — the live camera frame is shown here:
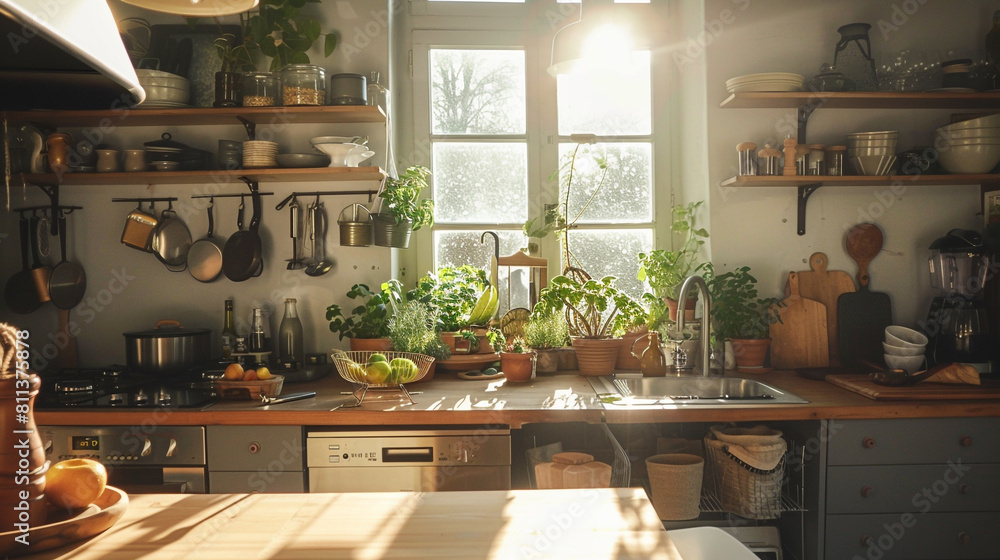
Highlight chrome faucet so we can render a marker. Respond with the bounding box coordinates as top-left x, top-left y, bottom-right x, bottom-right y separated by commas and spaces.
674, 275, 712, 377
